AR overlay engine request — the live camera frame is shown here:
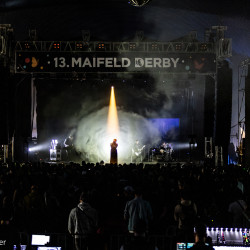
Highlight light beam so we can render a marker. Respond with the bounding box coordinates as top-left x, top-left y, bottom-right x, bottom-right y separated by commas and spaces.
107, 86, 119, 140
